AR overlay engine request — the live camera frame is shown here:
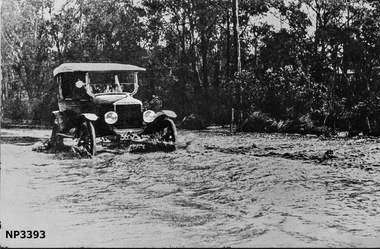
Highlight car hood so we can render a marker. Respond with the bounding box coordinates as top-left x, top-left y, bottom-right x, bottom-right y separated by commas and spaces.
113, 96, 143, 106
93, 94, 142, 106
